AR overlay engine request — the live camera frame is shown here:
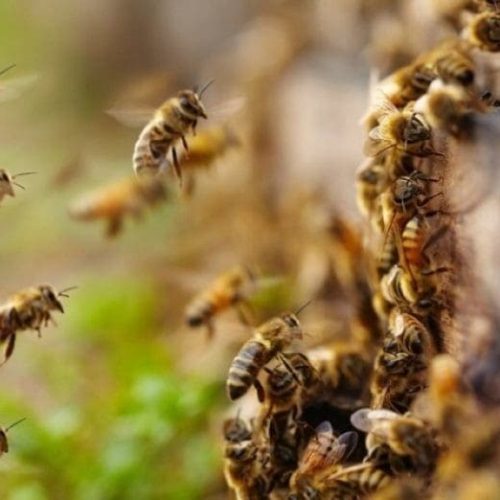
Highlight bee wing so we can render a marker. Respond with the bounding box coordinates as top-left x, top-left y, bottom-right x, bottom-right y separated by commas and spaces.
206, 96, 247, 121
350, 408, 398, 433
0, 74, 38, 103
105, 108, 154, 128
363, 133, 394, 157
